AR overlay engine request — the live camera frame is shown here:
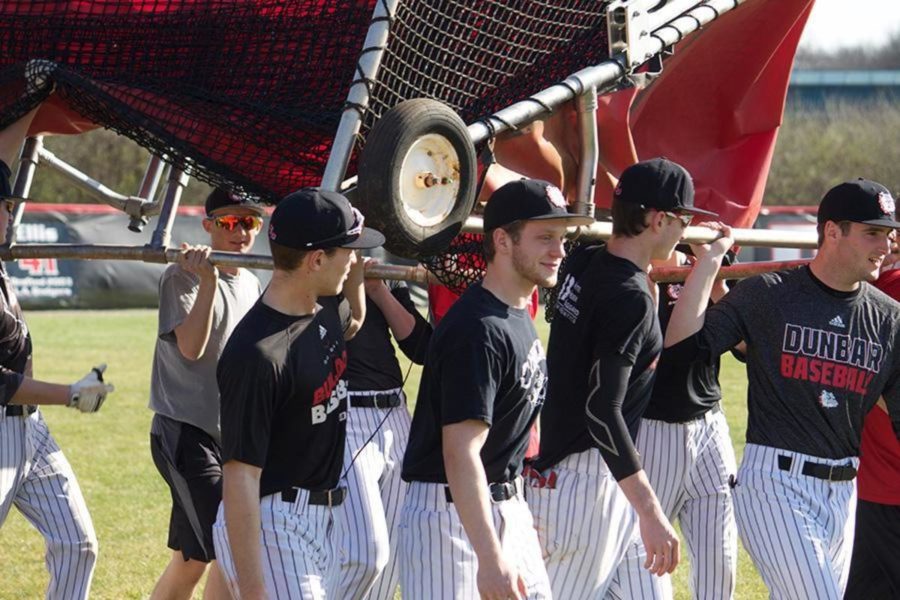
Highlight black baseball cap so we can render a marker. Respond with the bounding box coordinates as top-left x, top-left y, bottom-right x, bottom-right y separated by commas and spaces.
483, 179, 594, 230
614, 158, 717, 217
205, 187, 265, 216
817, 179, 900, 228
268, 188, 385, 250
